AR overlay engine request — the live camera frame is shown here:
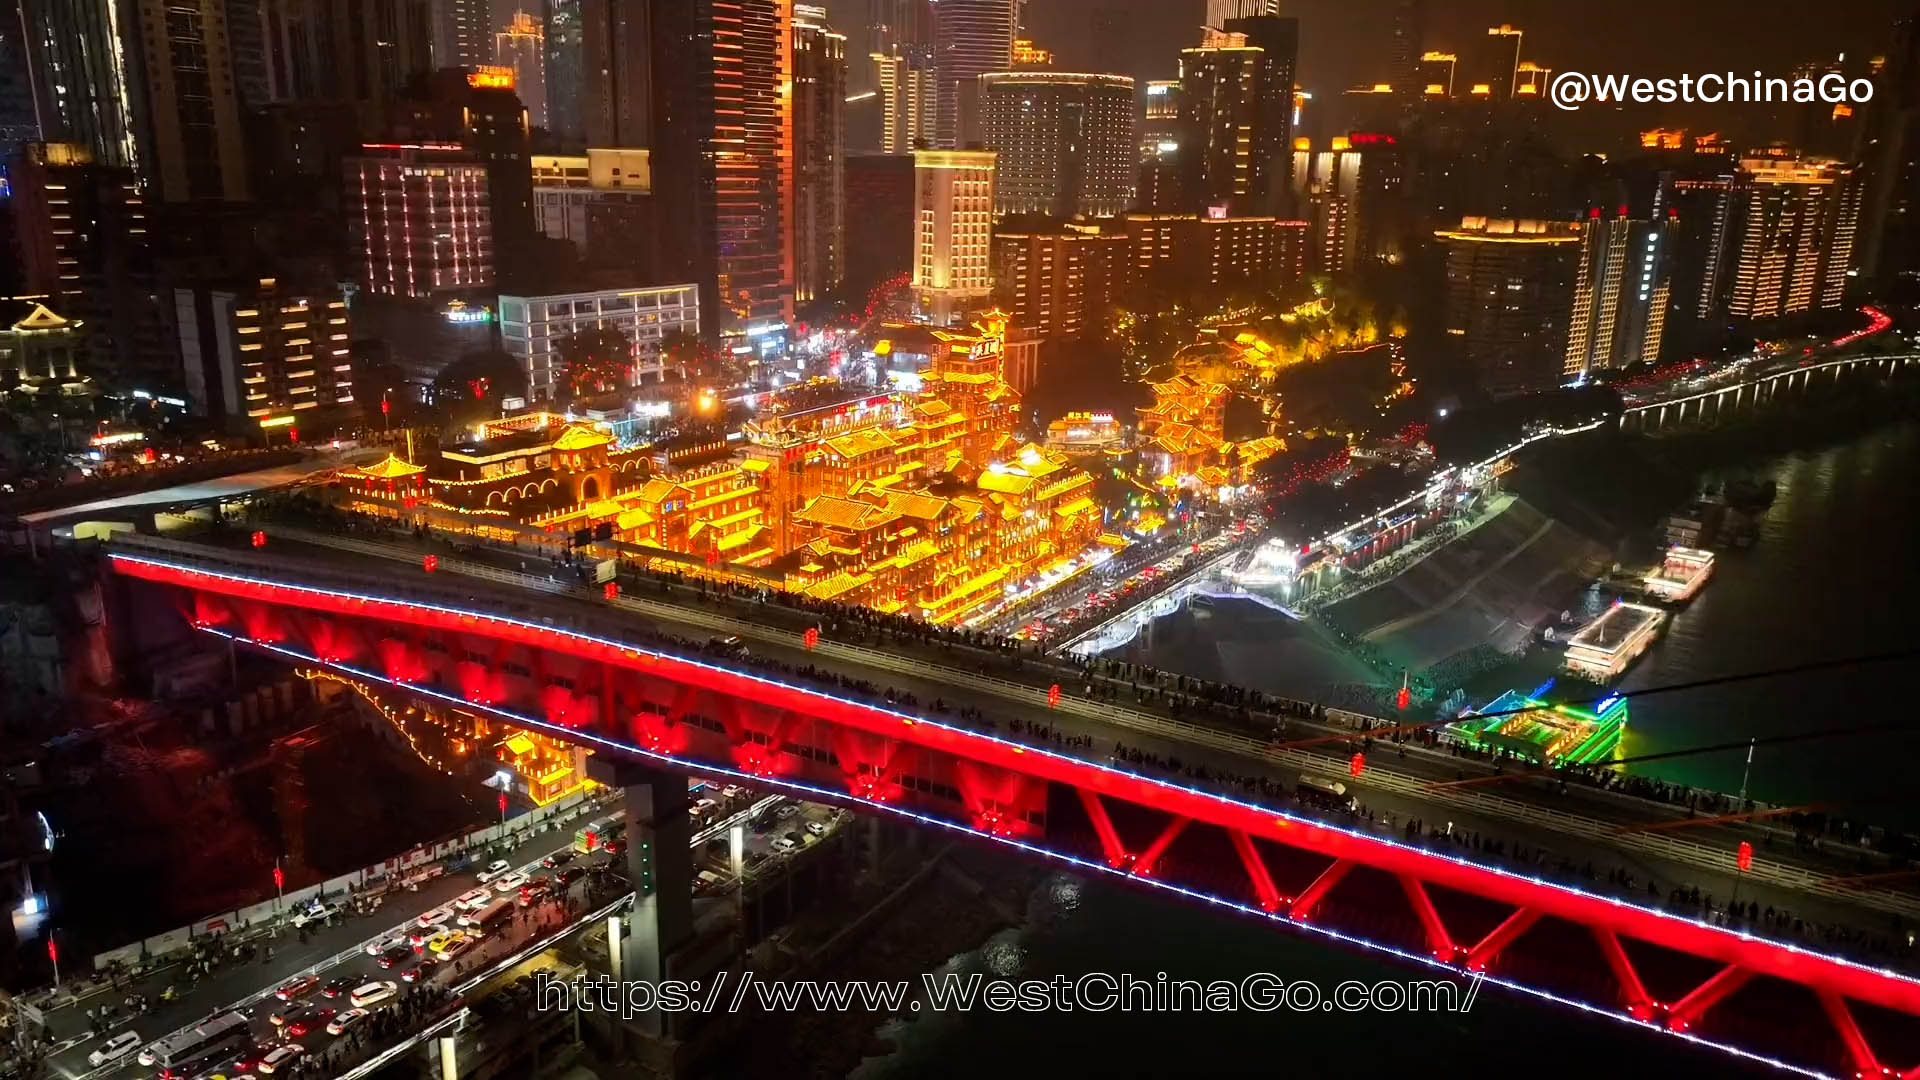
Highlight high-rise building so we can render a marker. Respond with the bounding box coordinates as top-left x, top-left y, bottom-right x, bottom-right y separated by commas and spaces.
345, 143, 493, 299
530, 148, 653, 271
497, 11, 550, 129
582, 0, 651, 148
1435, 216, 1580, 397
18, 0, 141, 170
912, 149, 996, 324
1121, 212, 1306, 290
931, 0, 1015, 149
322, 0, 437, 104
1178, 25, 1290, 215
1205, 0, 1277, 23
845, 151, 917, 295
390, 69, 535, 290
1471, 25, 1524, 100
990, 224, 1130, 341
649, 0, 795, 339
1416, 51, 1456, 99
1668, 171, 1738, 332
1220, 15, 1296, 216
1390, 0, 1424, 102
979, 71, 1136, 219
858, 0, 932, 88
174, 276, 354, 425
543, 0, 588, 145
432, 0, 491, 69
1135, 80, 1184, 212
1564, 208, 1673, 381
873, 50, 937, 152
498, 284, 701, 400
125, 0, 251, 201
1856, 13, 1919, 289
1289, 133, 1405, 272
1721, 153, 1863, 320
794, 5, 847, 304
